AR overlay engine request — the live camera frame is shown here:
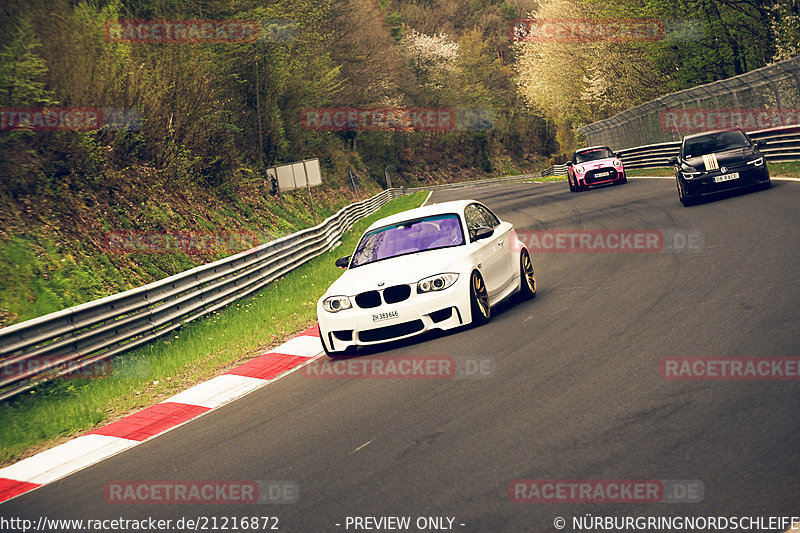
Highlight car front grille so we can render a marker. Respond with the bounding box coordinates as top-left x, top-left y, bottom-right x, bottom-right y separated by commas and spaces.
355, 285, 412, 308
358, 320, 425, 342
355, 290, 381, 309
383, 284, 411, 304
